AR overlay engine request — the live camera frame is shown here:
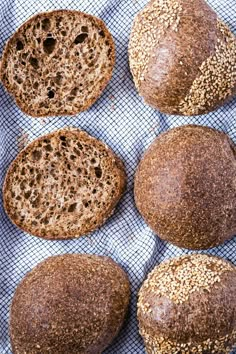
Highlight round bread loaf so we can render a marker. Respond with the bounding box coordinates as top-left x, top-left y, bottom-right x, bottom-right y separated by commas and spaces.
10, 254, 130, 354
138, 254, 236, 354
129, 0, 236, 116
0, 10, 115, 117
3, 128, 126, 239
134, 125, 236, 250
